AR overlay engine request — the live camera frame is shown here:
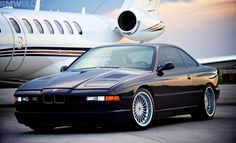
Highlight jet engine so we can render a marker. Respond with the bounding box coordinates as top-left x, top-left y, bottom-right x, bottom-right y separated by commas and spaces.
117, 9, 165, 42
